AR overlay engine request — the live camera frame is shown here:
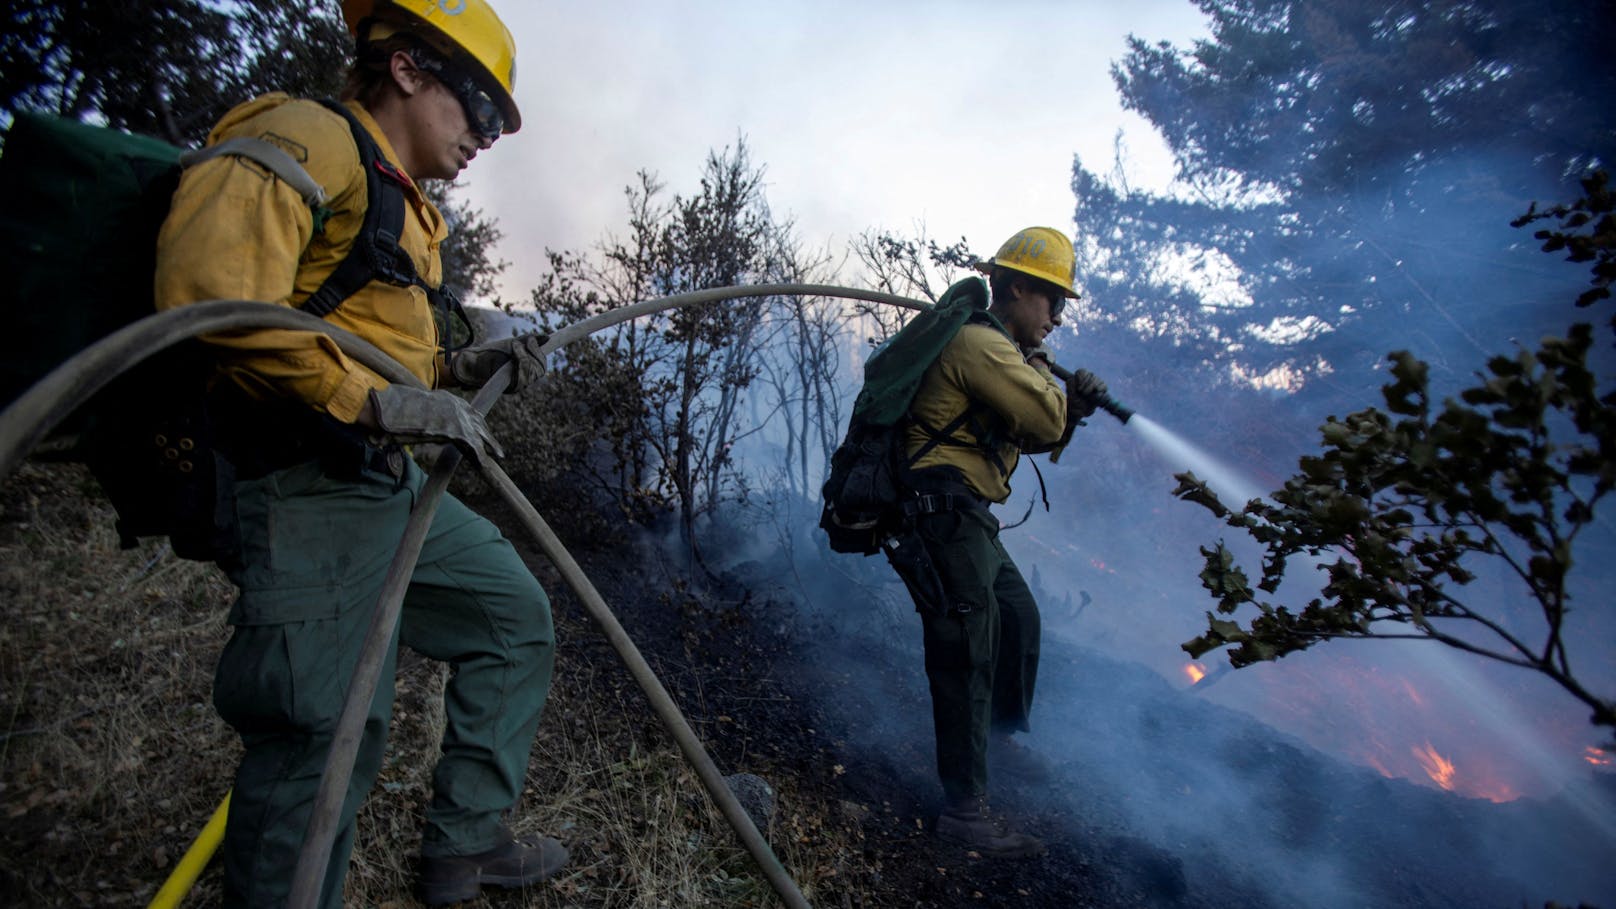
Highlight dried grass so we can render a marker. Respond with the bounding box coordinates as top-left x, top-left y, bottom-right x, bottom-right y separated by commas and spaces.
1, 461, 867, 907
